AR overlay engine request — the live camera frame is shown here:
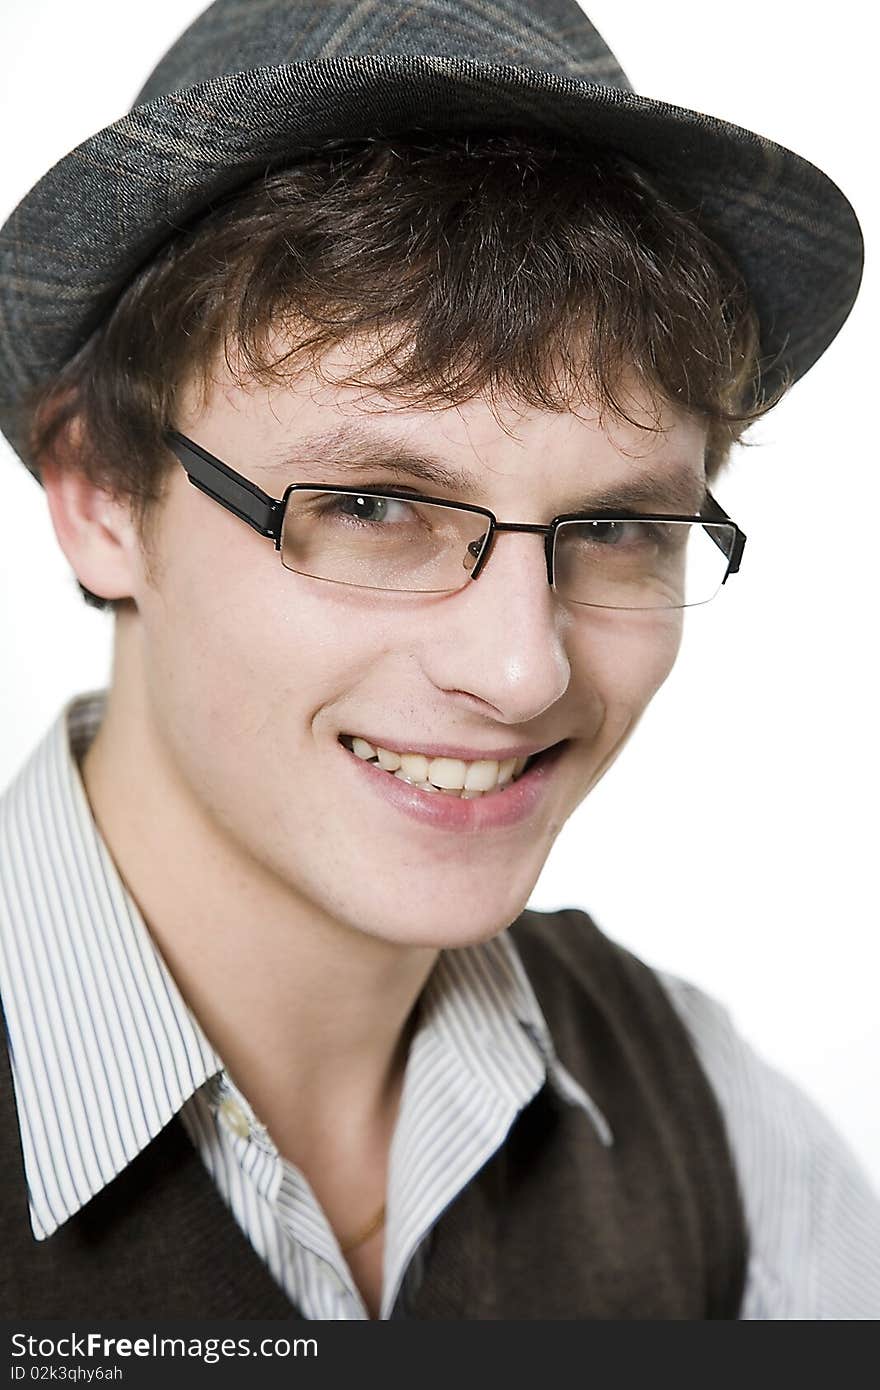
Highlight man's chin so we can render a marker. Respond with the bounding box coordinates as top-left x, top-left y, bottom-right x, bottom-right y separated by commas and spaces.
340, 887, 539, 952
